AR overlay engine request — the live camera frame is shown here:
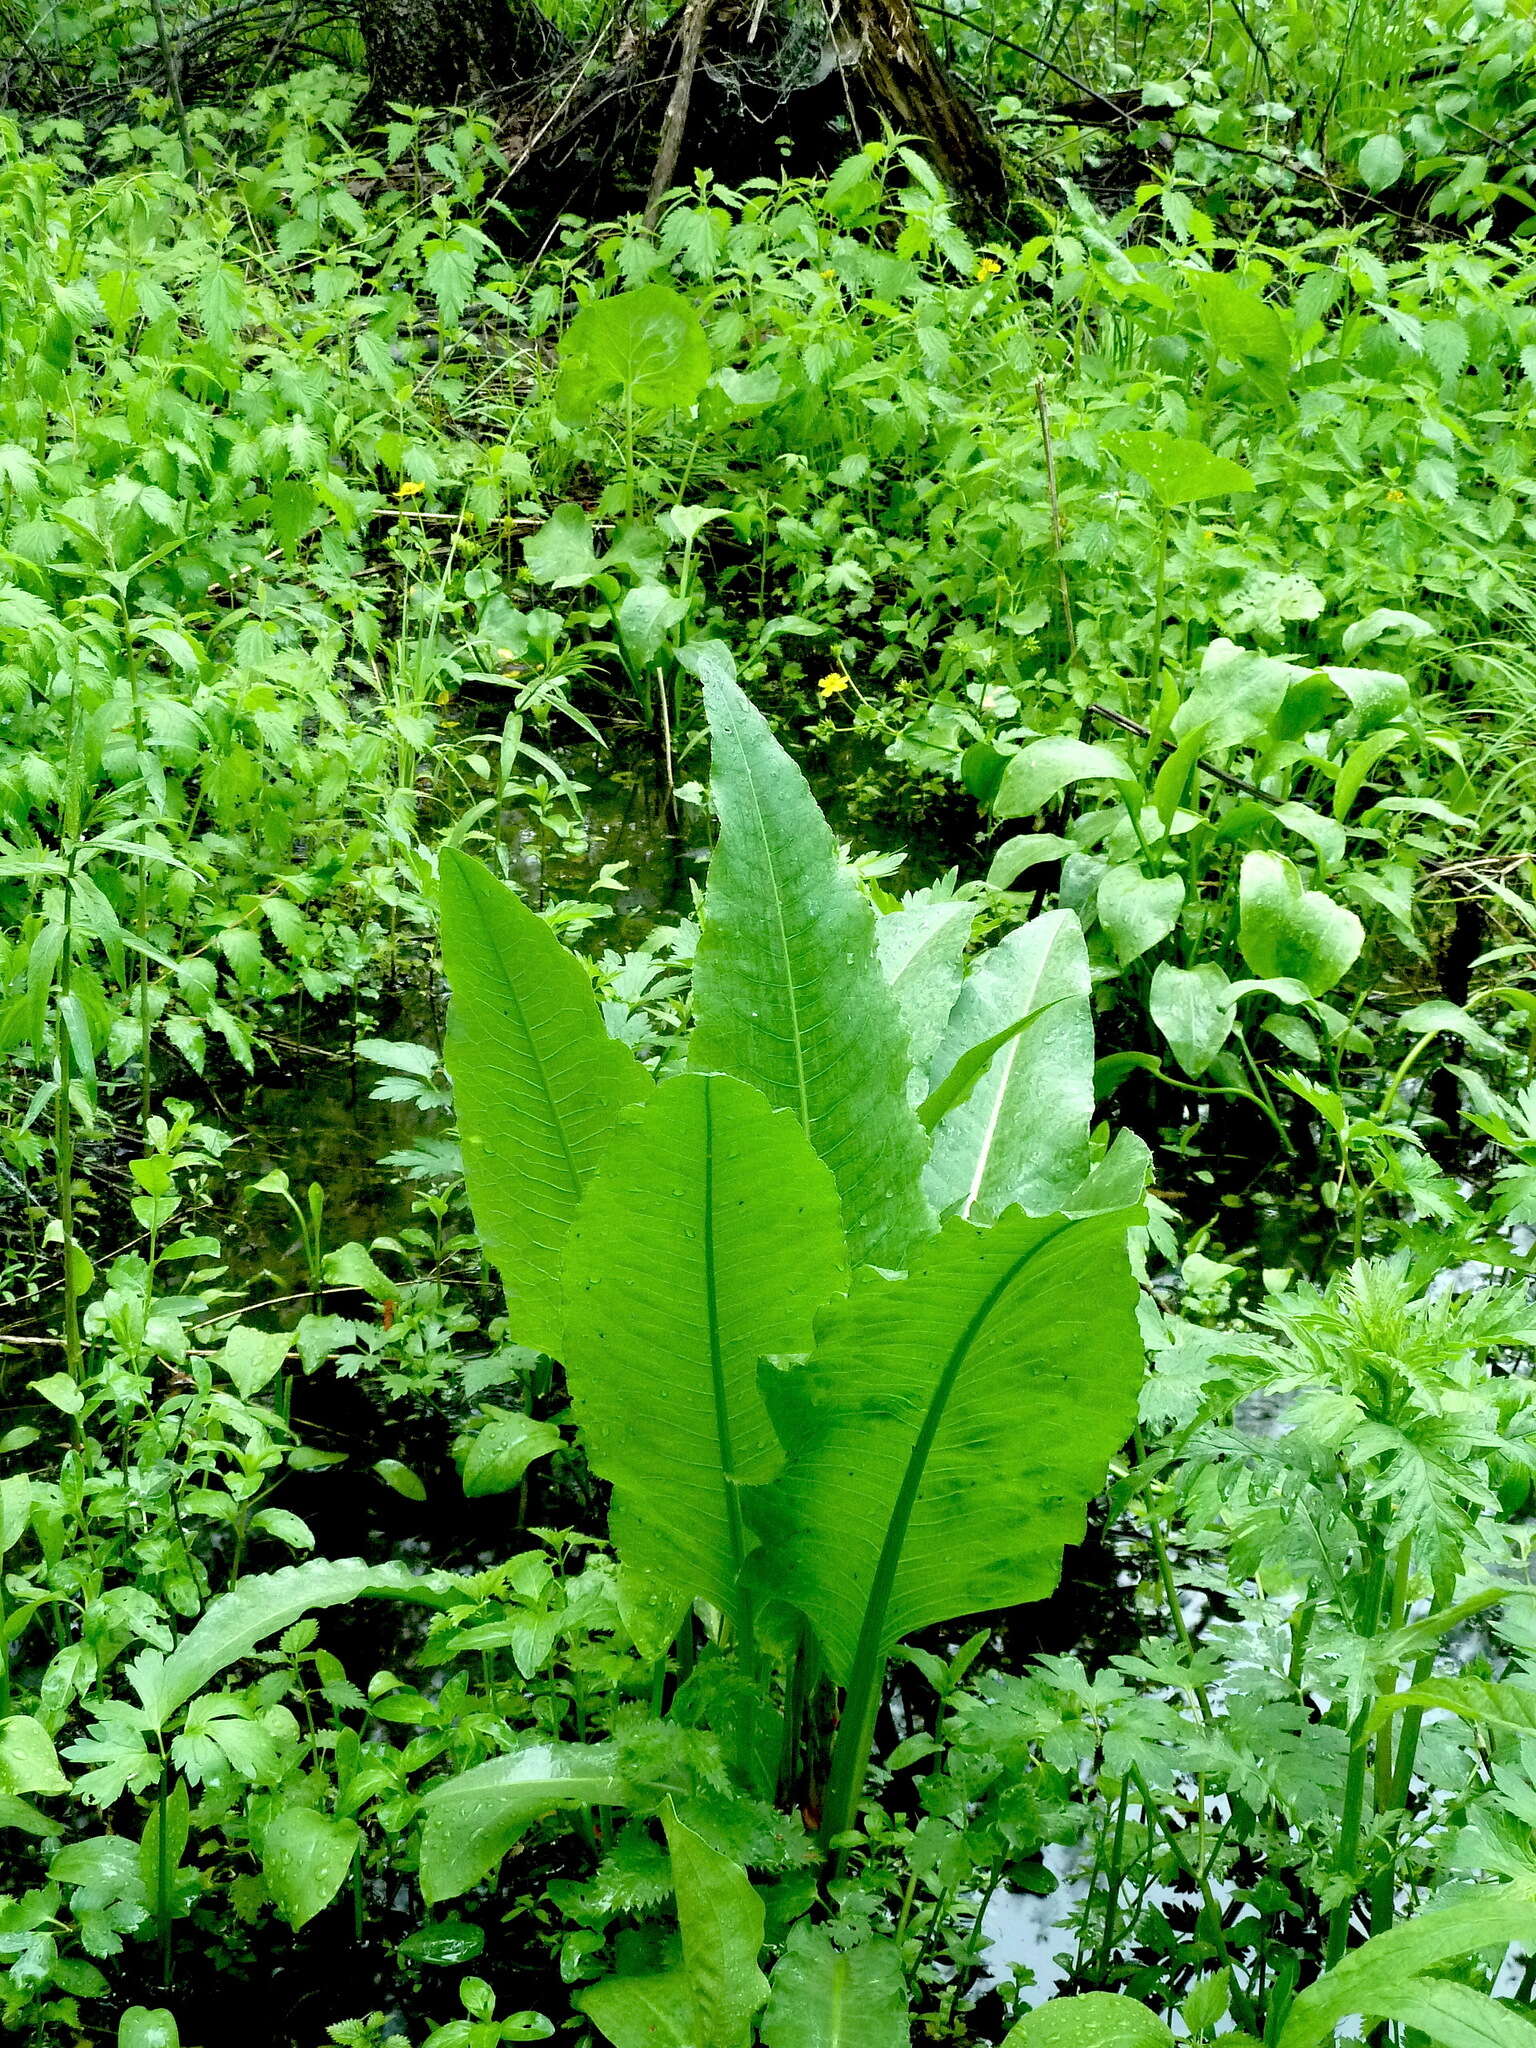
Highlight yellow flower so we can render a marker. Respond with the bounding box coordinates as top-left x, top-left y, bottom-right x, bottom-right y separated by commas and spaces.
395, 480, 425, 499
820, 267, 838, 282
818, 670, 851, 698
496, 647, 518, 664
976, 257, 1003, 282
1386, 487, 1406, 502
